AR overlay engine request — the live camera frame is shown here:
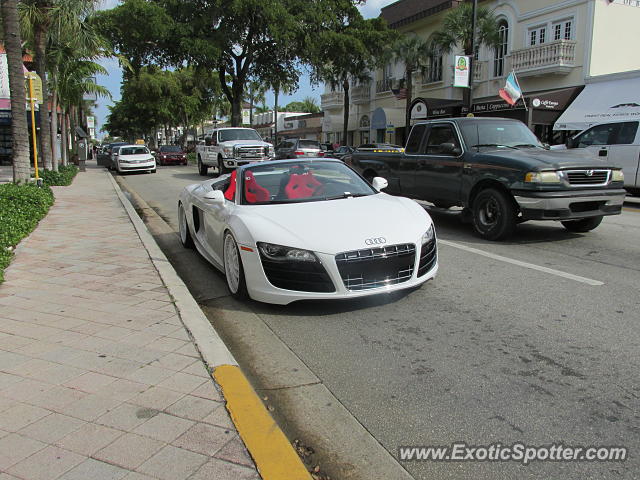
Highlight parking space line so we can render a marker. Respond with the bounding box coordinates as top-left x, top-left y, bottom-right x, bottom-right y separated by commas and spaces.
438, 239, 604, 286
